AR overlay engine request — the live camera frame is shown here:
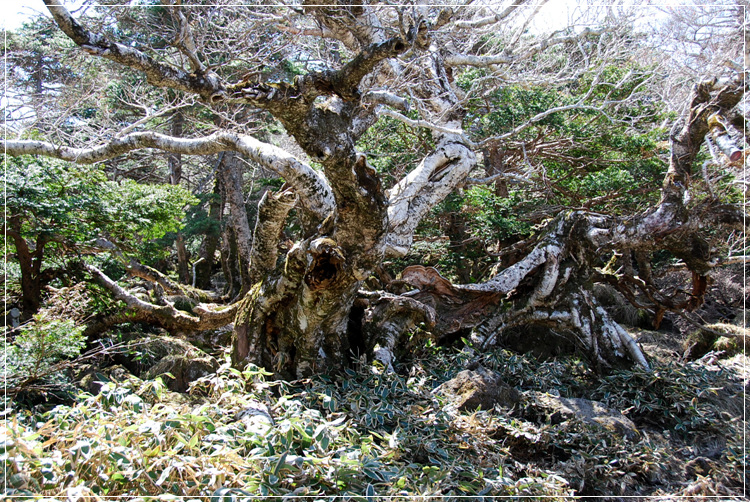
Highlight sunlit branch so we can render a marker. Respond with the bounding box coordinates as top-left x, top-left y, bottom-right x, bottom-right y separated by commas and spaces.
6, 131, 335, 219
164, 1, 206, 73
377, 108, 469, 141
452, 0, 531, 29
